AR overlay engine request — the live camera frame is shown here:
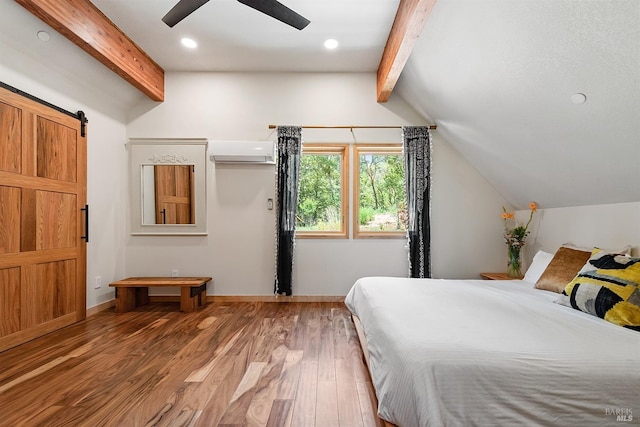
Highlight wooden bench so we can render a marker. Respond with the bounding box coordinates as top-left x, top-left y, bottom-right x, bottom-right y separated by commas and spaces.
109, 277, 212, 313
